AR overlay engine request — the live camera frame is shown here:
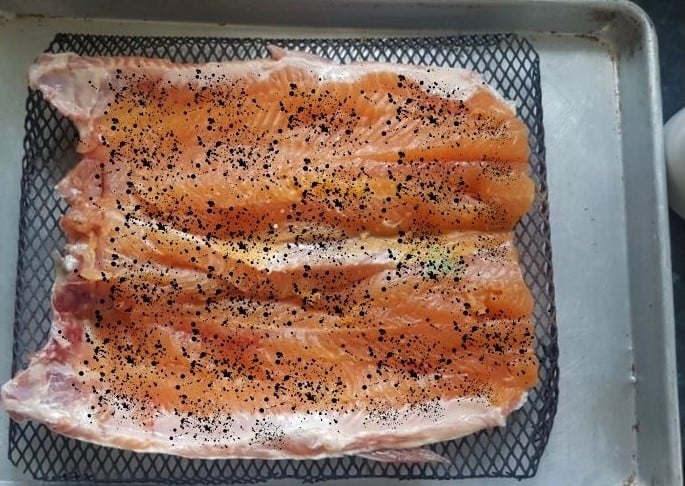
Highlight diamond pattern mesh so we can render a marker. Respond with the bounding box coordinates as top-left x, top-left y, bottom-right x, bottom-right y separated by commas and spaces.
8, 33, 558, 482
